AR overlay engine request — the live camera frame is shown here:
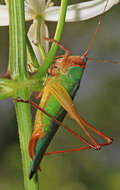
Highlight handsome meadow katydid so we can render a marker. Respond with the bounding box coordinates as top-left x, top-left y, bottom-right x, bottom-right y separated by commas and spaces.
17, 37, 113, 179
